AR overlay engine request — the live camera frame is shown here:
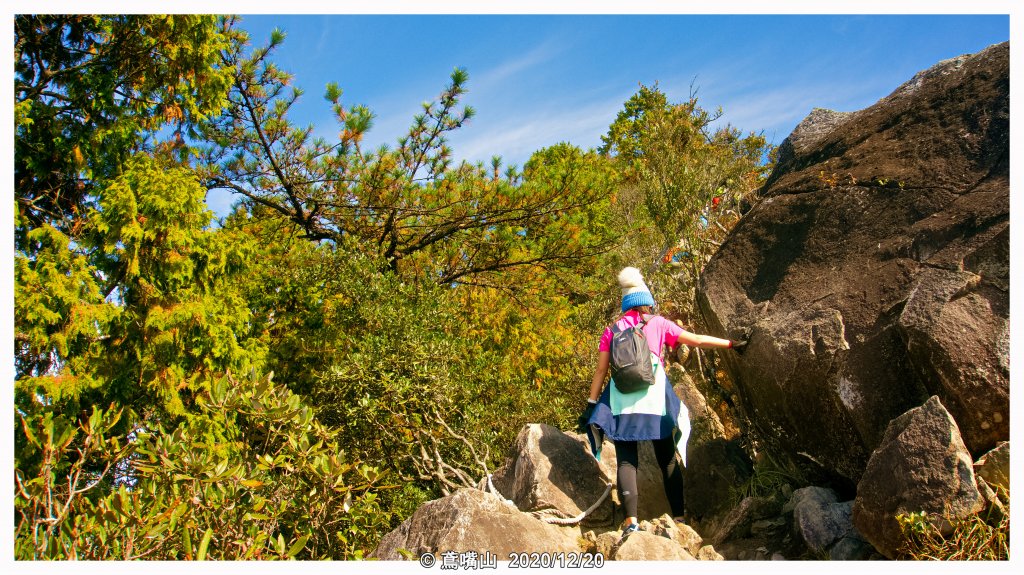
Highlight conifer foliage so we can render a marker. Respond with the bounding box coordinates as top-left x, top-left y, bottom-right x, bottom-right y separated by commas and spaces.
15, 16, 382, 560
15, 16, 774, 559
600, 83, 771, 323
200, 30, 616, 285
